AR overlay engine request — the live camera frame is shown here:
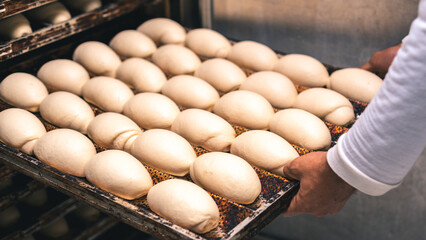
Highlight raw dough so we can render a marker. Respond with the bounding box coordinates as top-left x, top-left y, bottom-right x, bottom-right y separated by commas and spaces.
190, 152, 261, 204
269, 108, 331, 150
0, 72, 48, 112
39, 91, 94, 133
328, 68, 383, 103
194, 58, 246, 93
22, 188, 48, 207
34, 129, 96, 177
115, 58, 166, 93
171, 109, 235, 152
123, 93, 180, 129
293, 88, 354, 126
37, 59, 90, 96
185, 28, 231, 58
26, 2, 71, 24
147, 179, 219, 234
0, 108, 46, 155
82, 76, 134, 113
0, 14, 32, 39
273, 54, 329, 87
213, 90, 274, 130
87, 112, 142, 152
109, 30, 156, 58
40, 218, 69, 238
152, 44, 201, 75
161, 75, 219, 111
230, 130, 299, 176
131, 129, 196, 176
62, 0, 101, 12
137, 18, 186, 45
85, 150, 153, 200
73, 41, 121, 77
226, 41, 277, 71
239, 71, 298, 108
0, 206, 20, 228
